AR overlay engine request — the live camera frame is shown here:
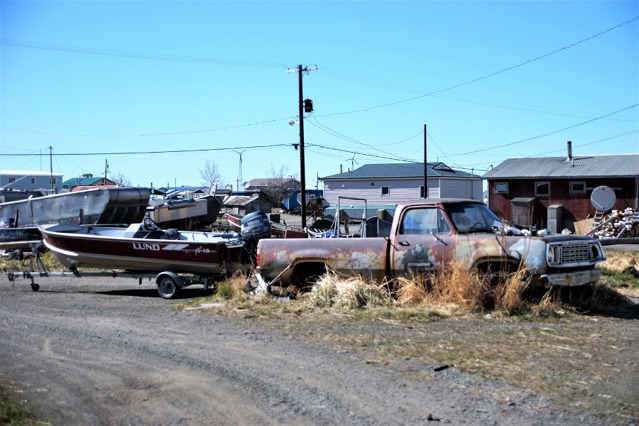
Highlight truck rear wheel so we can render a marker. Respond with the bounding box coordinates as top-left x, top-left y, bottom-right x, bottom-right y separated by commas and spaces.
292, 262, 327, 290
